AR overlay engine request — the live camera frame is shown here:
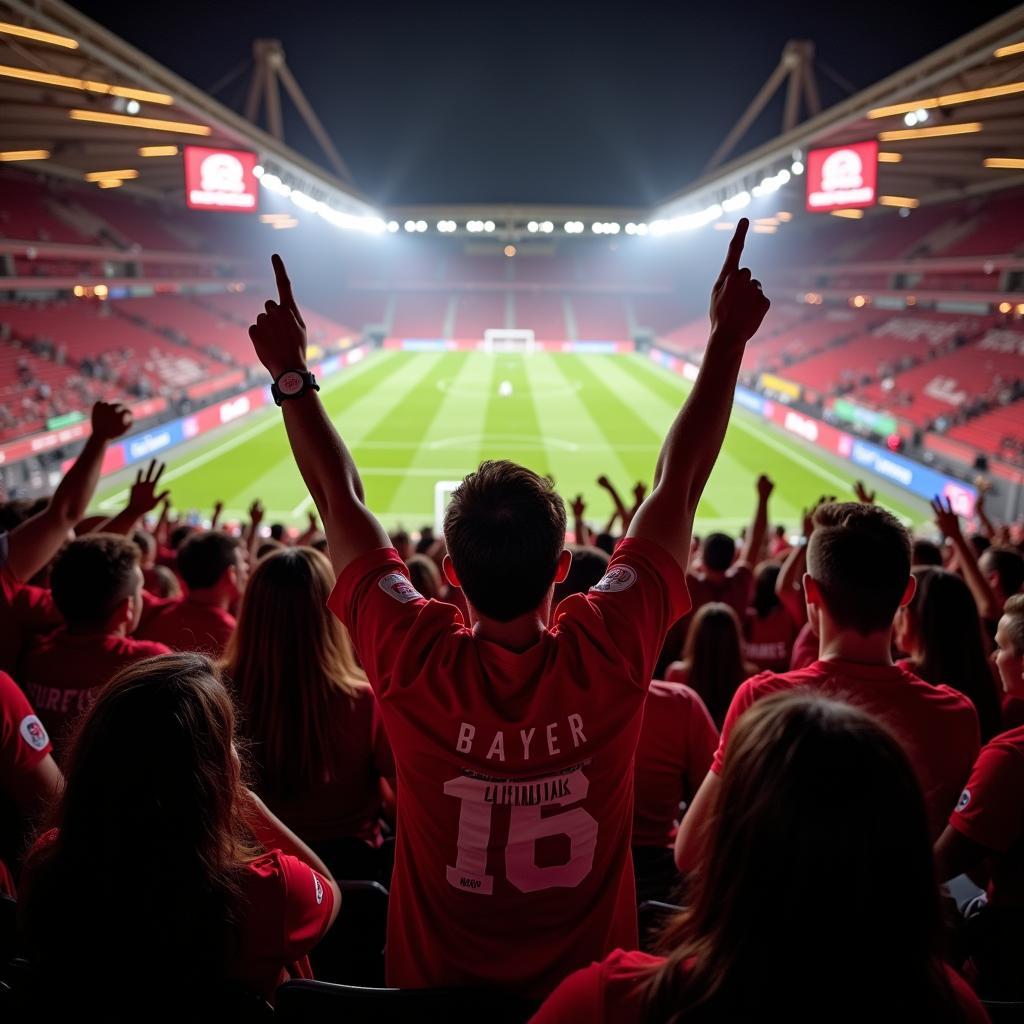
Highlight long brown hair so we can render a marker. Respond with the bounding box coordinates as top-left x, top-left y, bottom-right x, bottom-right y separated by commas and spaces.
20, 653, 254, 997
683, 603, 749, 727
645, 692, 960, 1023
903, 566, 1002, 741
222, 546, 368, 793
